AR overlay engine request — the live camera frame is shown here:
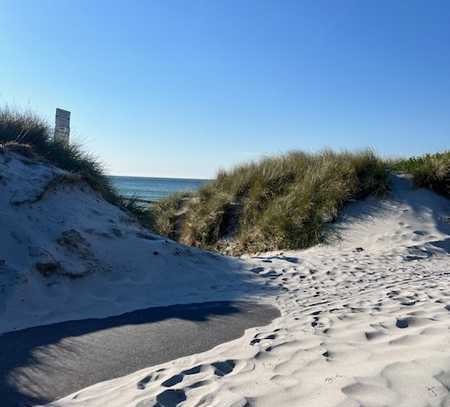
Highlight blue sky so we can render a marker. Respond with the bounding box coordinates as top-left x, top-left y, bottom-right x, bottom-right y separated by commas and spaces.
1, 0, 449, 178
